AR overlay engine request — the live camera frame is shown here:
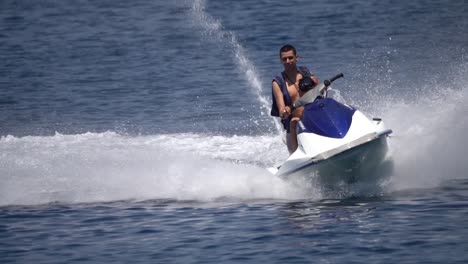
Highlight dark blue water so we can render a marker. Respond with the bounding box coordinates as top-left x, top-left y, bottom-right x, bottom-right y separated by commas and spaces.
1, 0, 468, 263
